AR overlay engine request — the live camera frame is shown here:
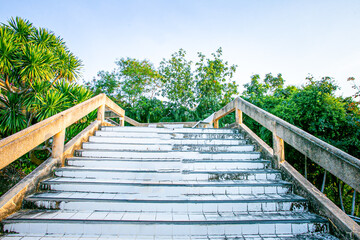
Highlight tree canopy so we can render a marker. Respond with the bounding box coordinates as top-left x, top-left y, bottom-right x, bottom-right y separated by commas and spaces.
0, 17, 82, 94
86, 47, 239, 122
0, 17, 93, 196
241, 73, 360, 216
0, 17, 85, 136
